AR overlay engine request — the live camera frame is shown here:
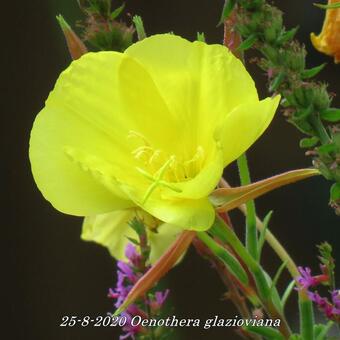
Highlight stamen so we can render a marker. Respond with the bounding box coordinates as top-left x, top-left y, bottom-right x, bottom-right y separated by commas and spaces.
137, 156, 182, 205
